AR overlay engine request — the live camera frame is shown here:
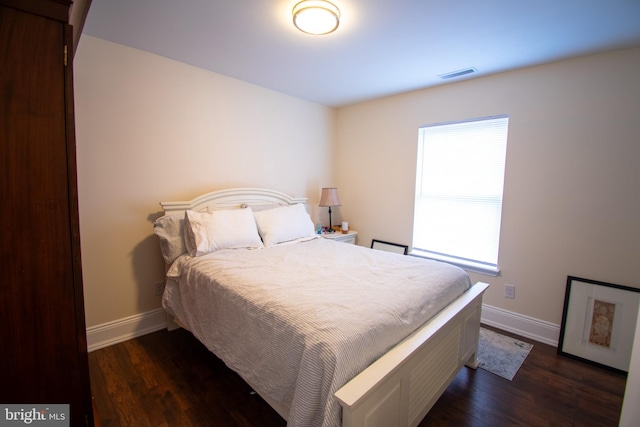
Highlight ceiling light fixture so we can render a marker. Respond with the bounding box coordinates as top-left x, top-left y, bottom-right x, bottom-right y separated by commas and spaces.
292, 0, 340, 36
